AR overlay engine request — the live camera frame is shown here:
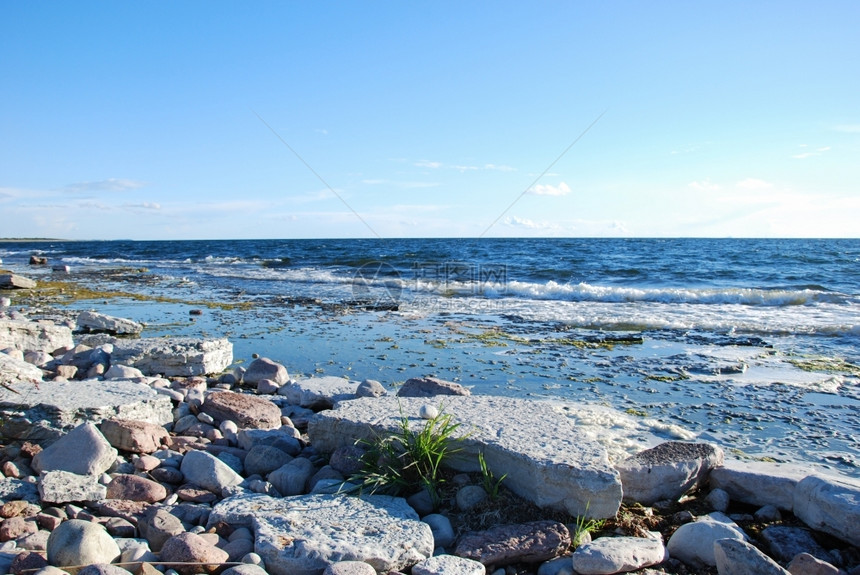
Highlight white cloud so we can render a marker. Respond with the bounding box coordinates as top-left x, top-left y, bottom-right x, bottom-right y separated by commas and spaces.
415, 160, 443, 169
792, 146, 831, 159
64, 178, 146, 193
503, 216, 560, 230
123, 202, 161, 210
736, 178, 773, 190
528, 182, 571, 196
414, 160, 515, 173
688, 180, 720, 192
361, 179, 440, 189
